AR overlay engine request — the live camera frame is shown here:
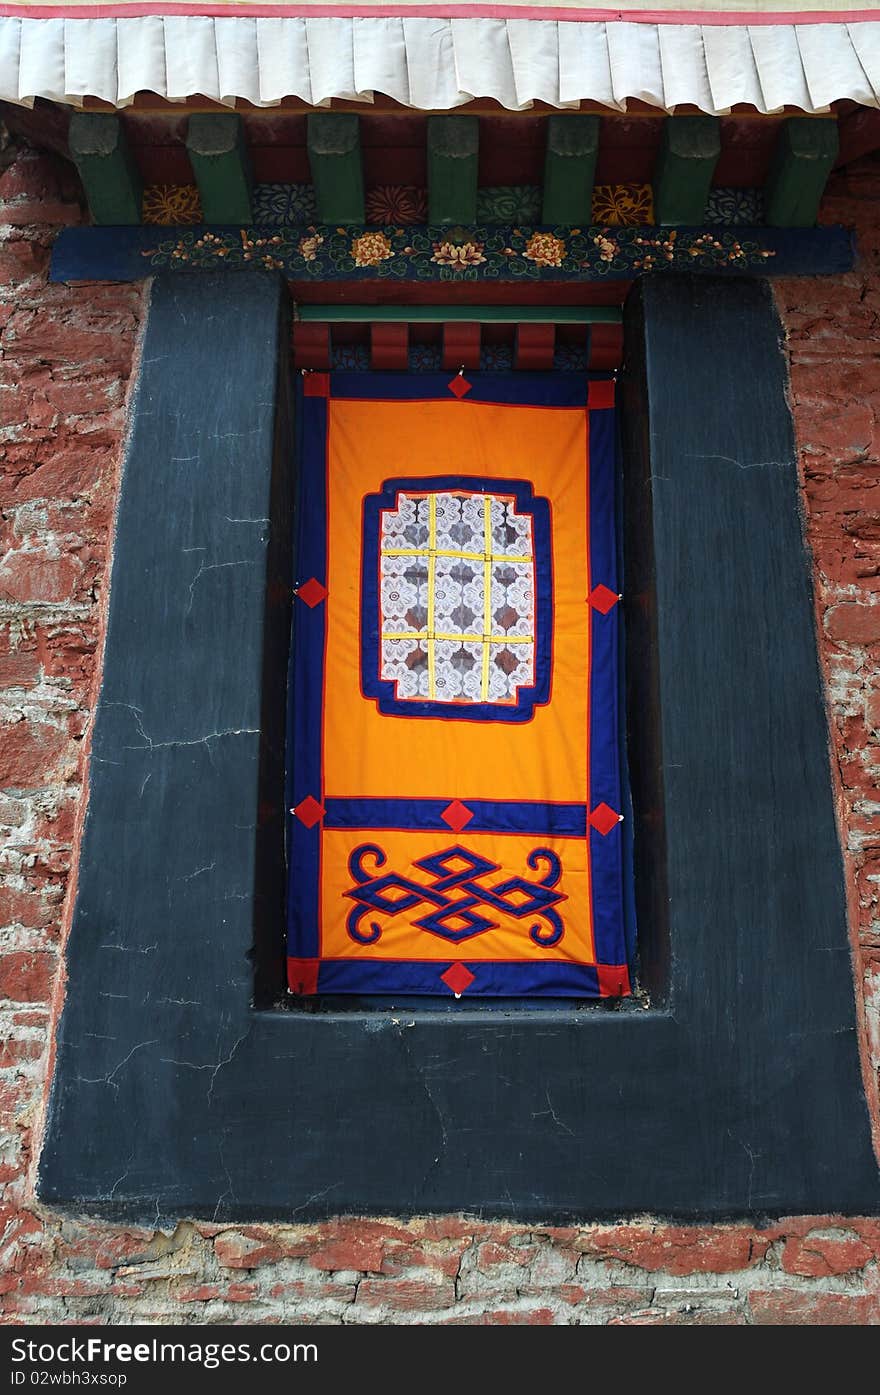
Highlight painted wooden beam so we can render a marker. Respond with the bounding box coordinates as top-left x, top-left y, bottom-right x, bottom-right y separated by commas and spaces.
428, 116, 479, 226
185, 114, 253, 225
588, 323, 624, 371
652, 116, 721, 226
542, 115, 600, 226
306, 113, 365, 225
295, 305, 622, 324
292, 323, 331, 371
442, 323, 481, 371
515, 324, 555, 371
68, 113, 142, 226
370, 324, 409, 371
765, 118, 840, 229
